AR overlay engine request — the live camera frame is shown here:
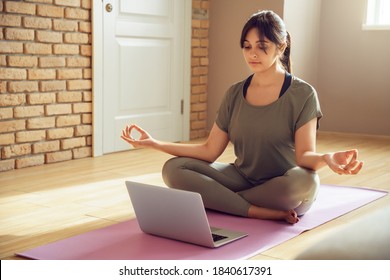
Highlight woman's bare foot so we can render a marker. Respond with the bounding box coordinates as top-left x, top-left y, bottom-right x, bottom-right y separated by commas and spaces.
283, 209, 300, 224
248, 205, 300, 224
